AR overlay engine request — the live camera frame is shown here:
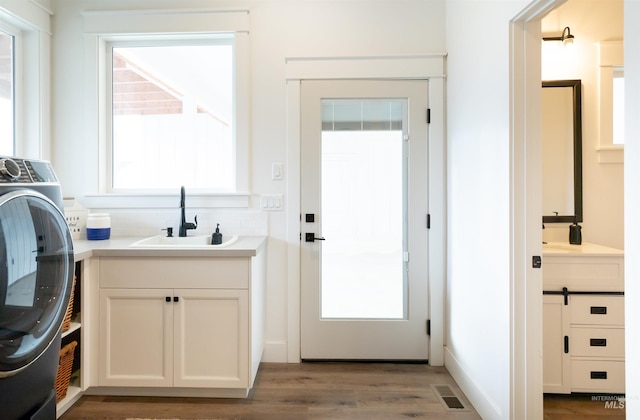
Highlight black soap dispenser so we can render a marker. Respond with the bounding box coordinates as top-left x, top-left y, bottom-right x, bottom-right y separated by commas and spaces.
569, 220, 582, 245
211, 223, 223, 245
